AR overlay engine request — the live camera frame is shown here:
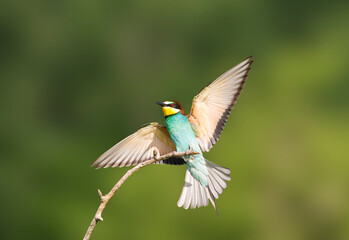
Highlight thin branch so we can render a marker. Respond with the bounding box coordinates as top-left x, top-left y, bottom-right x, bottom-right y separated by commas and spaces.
83, 150, 199, 240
